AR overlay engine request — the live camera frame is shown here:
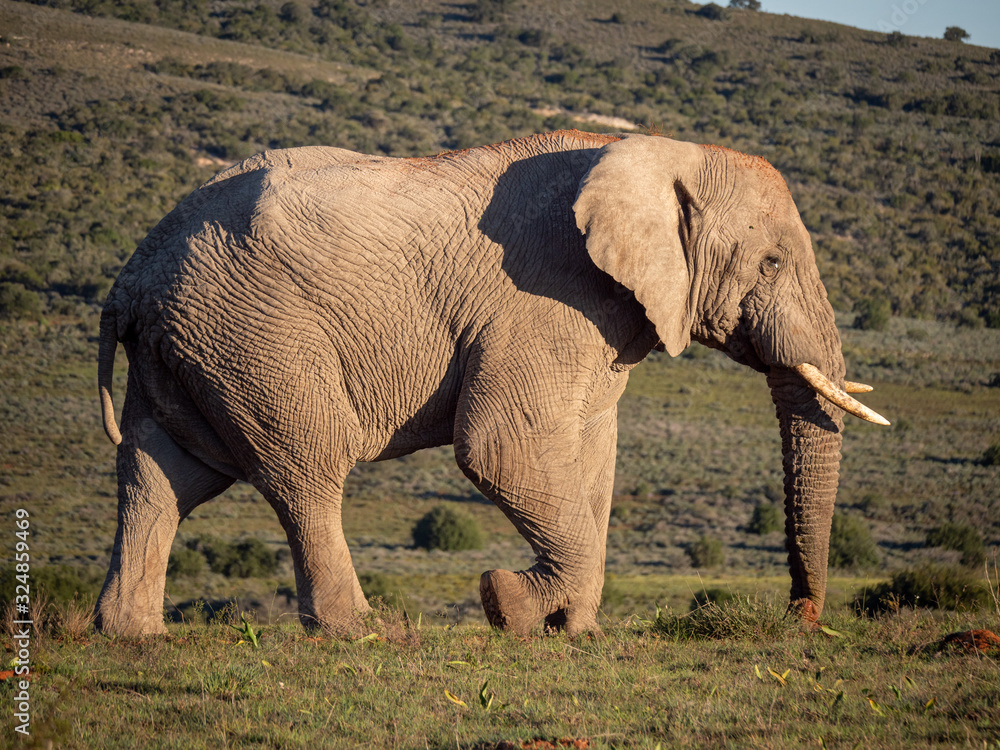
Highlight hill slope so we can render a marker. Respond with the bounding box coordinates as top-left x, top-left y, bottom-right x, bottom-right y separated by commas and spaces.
1, 0, 999, 323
